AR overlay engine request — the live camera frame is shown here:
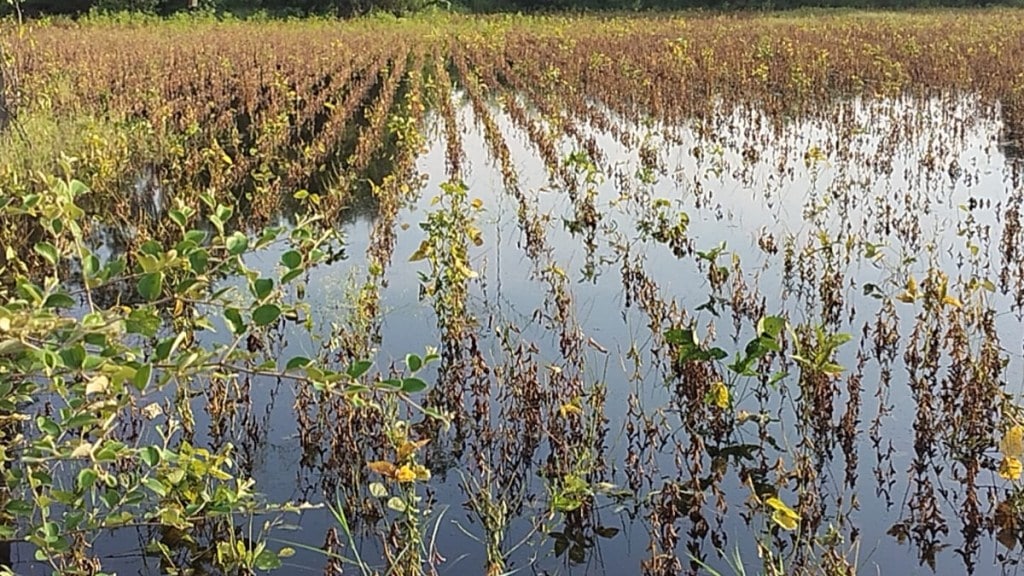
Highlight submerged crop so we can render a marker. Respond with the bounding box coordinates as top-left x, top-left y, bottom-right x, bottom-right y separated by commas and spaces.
2, 10, 1024, 576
